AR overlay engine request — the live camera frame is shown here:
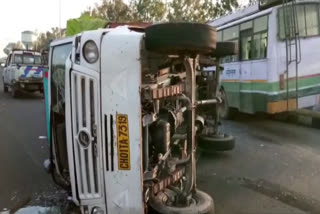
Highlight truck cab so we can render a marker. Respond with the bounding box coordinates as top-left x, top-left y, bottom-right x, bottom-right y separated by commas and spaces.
2, 49, 46, 97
